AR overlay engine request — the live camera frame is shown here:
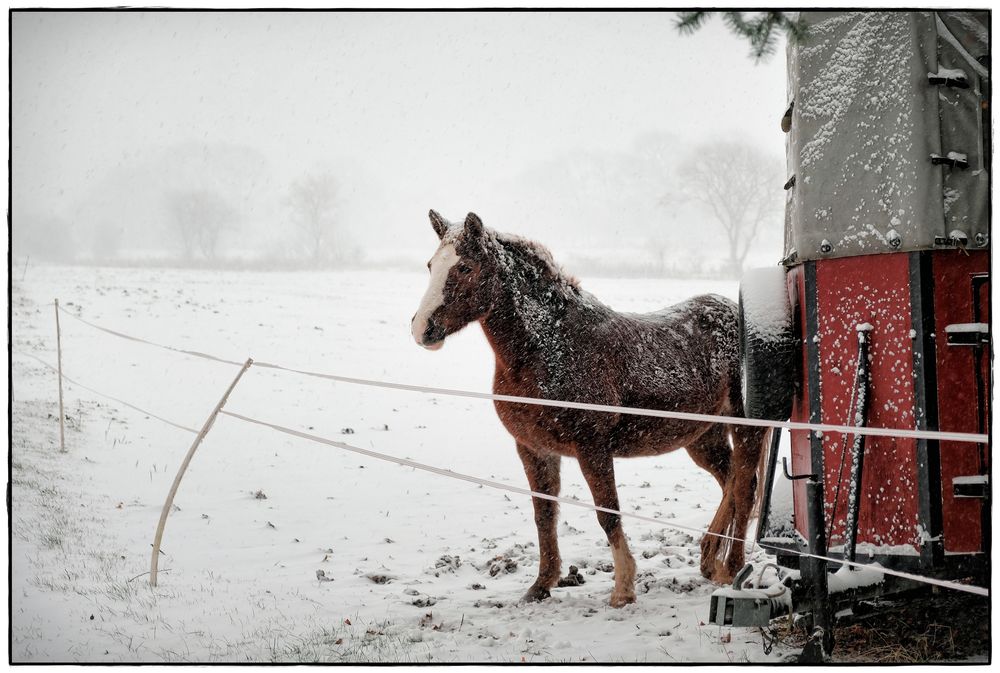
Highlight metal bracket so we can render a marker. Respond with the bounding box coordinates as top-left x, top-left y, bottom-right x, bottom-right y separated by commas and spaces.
928, 72, 970, 89
783, 456, 817, 481
945, 323, 989, 346
953, 475, 989, 499
930, 152, 970, 169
